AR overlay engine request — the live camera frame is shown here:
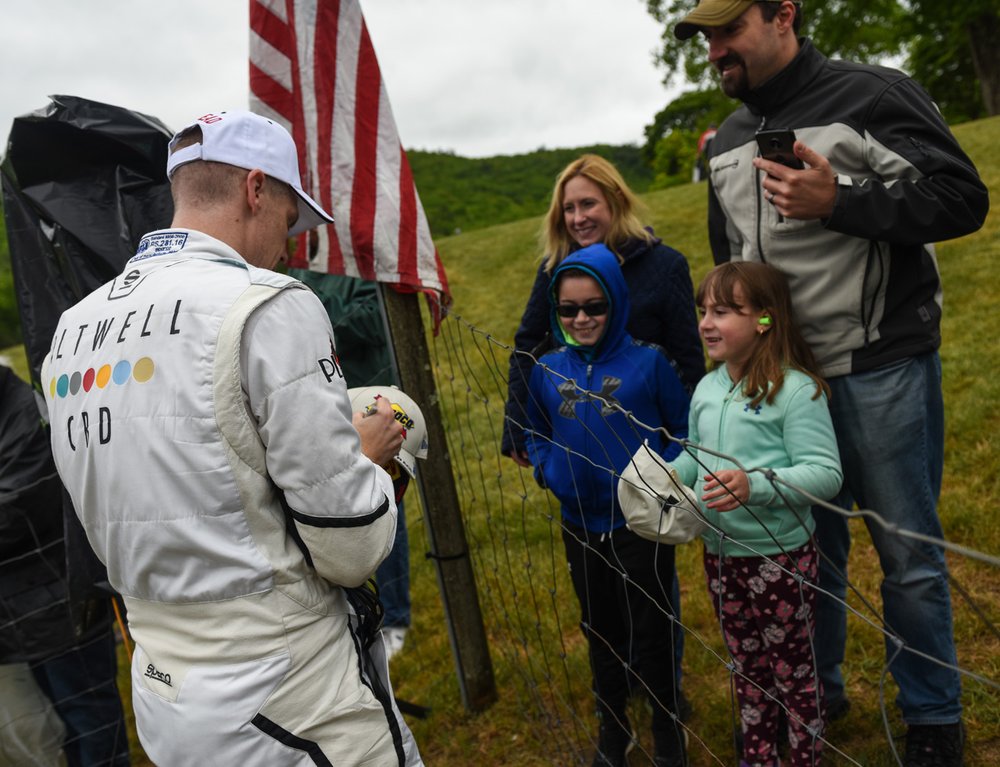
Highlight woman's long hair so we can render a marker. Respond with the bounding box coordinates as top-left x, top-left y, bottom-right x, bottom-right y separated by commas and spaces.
697, 262, 830, 407
540, 154, 651, 273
